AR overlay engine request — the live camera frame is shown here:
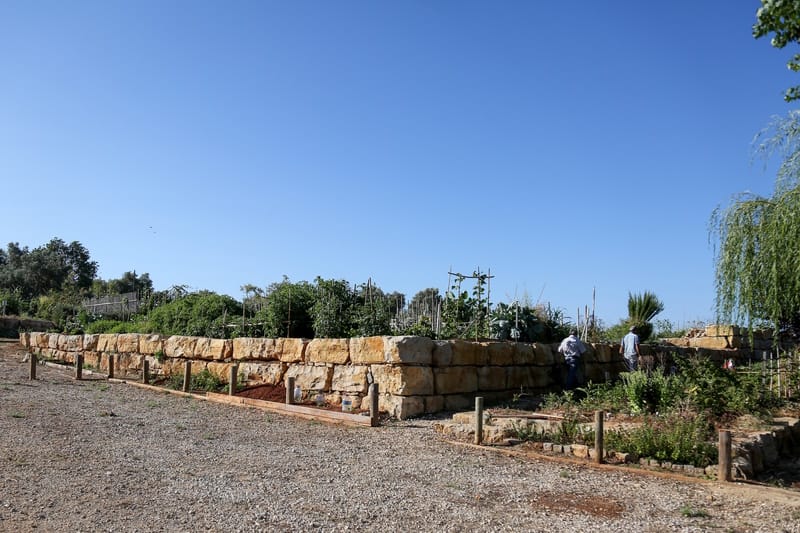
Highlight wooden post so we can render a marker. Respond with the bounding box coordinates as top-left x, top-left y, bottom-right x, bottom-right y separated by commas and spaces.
142, 359, 149, 384
286, 376, 295, 405
594, 410, 604, 464
107, 353, 115, 379
183, 361, 191, 392
475, 396, 484, 445
718, 430, 732, 482
29, 352, 36, 380
369, 383, 379, 427
229, 364, 238, 396
75, 353, 83, 380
